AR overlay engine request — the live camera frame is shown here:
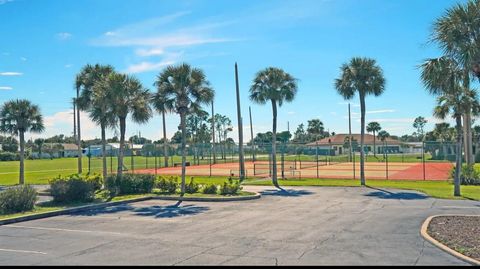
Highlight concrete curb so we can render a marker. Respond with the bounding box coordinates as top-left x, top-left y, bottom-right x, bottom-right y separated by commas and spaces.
152, 192, 261, 202
0, 196, 153, 226
420, 215, 480, 266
